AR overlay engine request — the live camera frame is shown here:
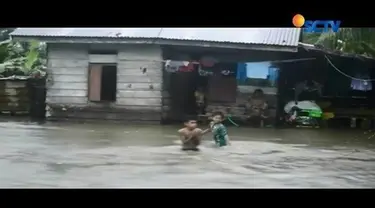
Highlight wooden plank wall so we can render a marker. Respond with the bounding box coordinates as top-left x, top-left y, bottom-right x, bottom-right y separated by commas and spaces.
46, 43, 163, 122
0, 80, 29, 115
47, 44, 89, 105
116, 45, 163, 110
